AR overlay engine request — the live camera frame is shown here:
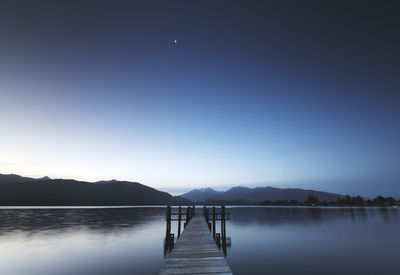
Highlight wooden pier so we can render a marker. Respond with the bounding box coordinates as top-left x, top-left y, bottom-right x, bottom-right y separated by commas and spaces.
160, 206, 233, 275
